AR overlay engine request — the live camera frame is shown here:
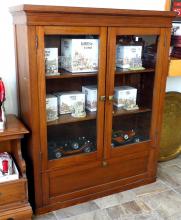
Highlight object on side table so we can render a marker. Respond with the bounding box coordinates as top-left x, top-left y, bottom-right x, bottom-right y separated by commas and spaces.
0, 78, 6, 131
0, 152, 19, 182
